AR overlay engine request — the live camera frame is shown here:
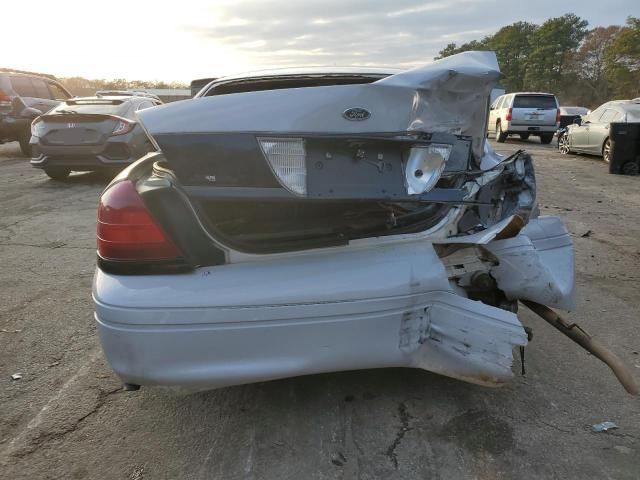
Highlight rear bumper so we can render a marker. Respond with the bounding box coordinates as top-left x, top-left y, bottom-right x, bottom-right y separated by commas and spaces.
30, 142, 135, 170
93, 216, 575, 390
504, 123, 558, 134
